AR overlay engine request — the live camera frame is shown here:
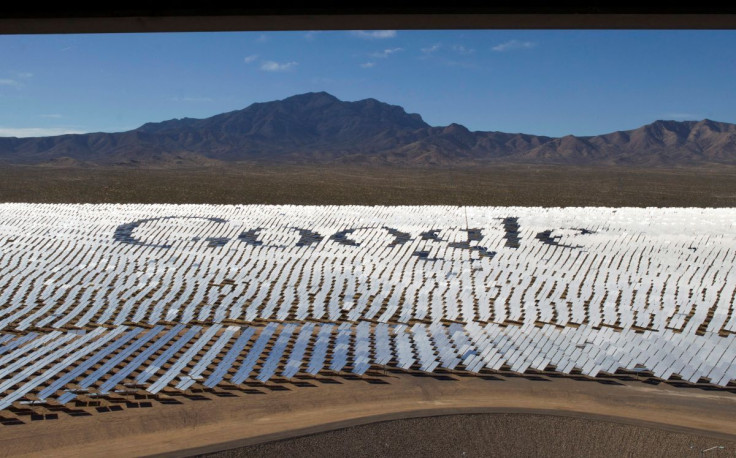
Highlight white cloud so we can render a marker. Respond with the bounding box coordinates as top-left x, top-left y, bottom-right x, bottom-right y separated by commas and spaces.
421, 44, 441, 54
370, 47, 403, 58
451, 45, 475, 55
256, 34, 268, 43
360, 62, 375, 68
40, 114, 63, 118
0, 127, 85, 137
0, 73, 33, 87
351, 30, 397, 39
244, 54, 259, 64
304, 31, 320, 40
171, 96, 213, 102
492, 40, 536, 52
420, 43, 474, 60
260, 61, 298, 72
